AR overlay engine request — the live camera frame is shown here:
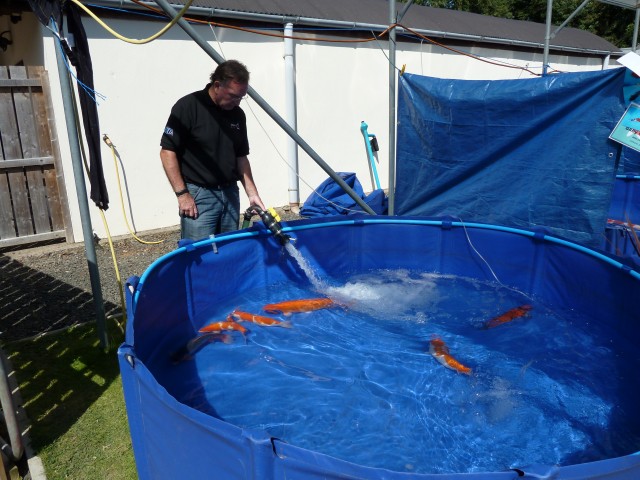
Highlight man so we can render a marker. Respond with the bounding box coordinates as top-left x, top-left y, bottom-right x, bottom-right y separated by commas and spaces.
160, 60, 265, 240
